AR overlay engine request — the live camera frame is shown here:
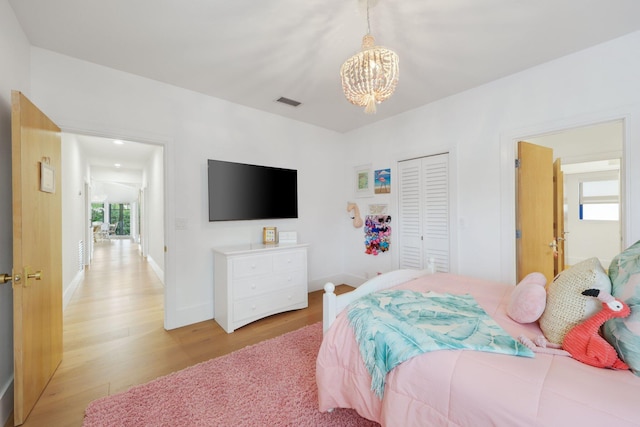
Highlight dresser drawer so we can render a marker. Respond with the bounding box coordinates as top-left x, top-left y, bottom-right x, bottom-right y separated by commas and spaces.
234, 270, 306, 300
233, 286, 307, 323
232, 255, 272, 278
272, 250, 306, 272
